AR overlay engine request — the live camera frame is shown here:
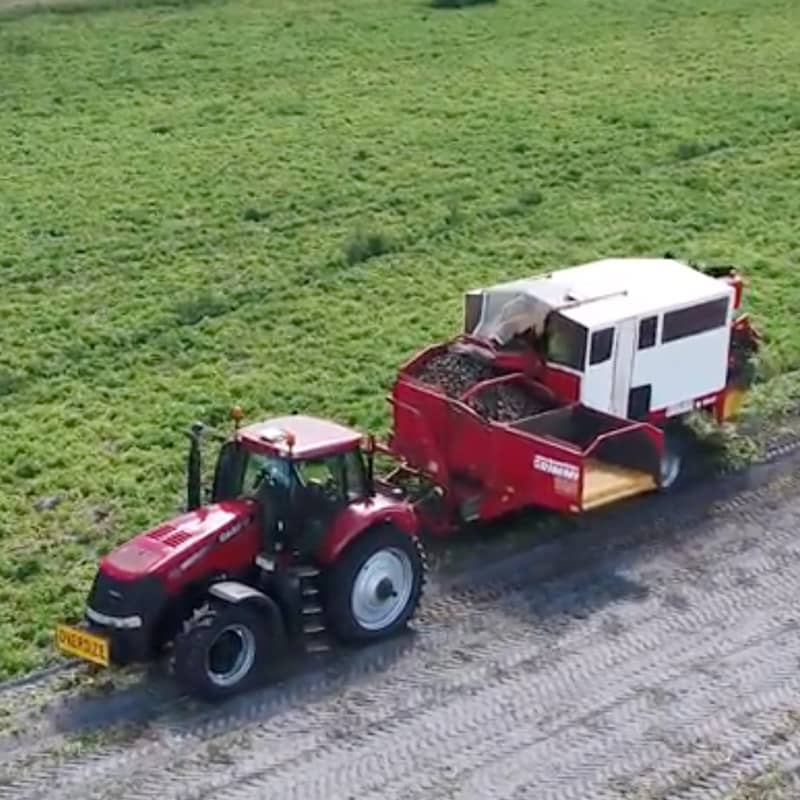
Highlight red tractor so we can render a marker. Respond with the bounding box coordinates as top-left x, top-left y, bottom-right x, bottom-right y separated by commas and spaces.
57, 412, 426, 700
